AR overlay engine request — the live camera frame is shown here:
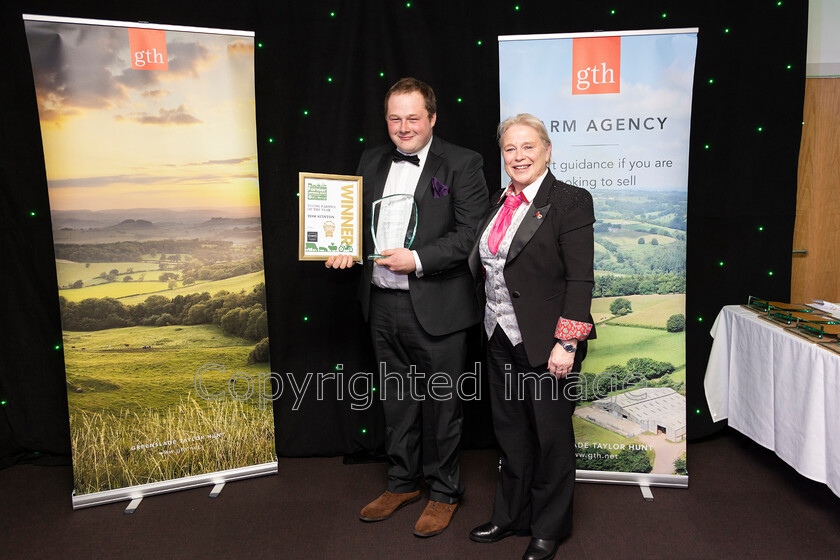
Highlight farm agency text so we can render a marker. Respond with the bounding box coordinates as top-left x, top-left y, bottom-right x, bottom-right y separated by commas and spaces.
194, 364, 648, 411
549, 116, 668, 133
